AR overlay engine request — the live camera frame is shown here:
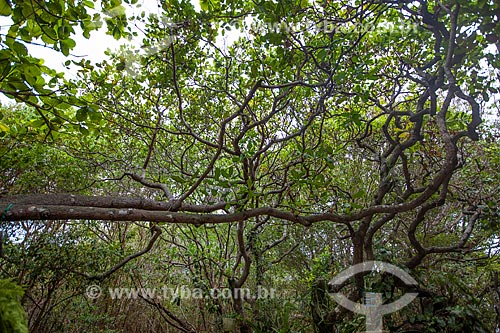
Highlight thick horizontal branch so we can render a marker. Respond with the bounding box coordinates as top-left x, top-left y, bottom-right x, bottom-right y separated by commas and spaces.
1, 194, 226, 213
0, 183, 453, 225
1, 203, 316, 226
